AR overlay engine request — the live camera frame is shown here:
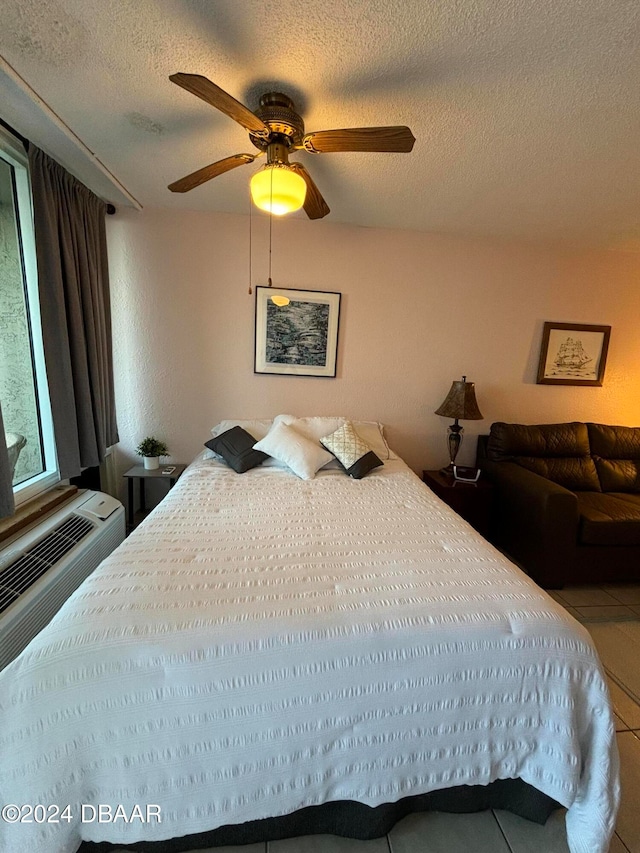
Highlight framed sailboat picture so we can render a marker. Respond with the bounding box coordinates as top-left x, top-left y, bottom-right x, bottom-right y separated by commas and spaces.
537, 322, 611, 386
